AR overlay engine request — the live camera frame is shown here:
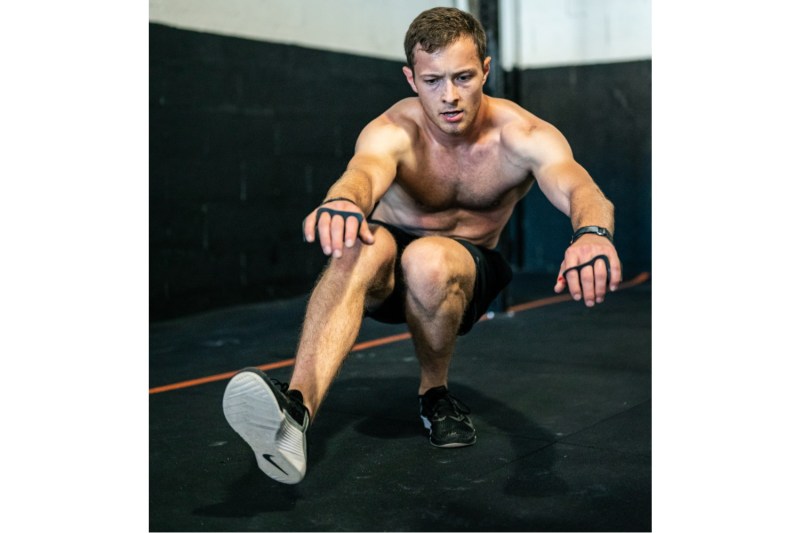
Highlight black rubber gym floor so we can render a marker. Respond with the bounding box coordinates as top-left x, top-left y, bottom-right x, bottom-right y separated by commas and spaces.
149, 272, 652, 532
